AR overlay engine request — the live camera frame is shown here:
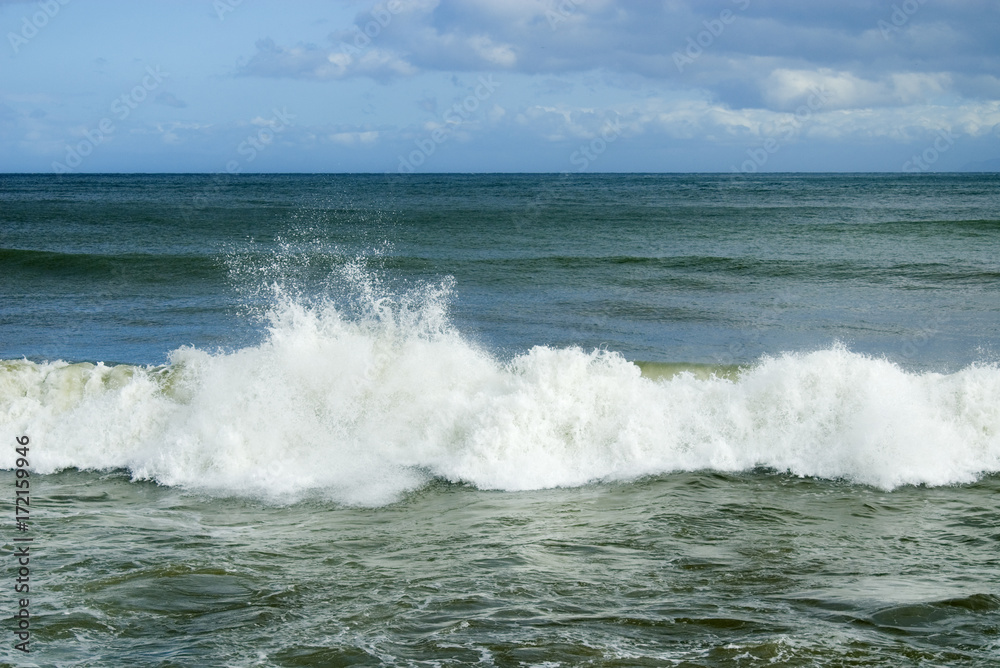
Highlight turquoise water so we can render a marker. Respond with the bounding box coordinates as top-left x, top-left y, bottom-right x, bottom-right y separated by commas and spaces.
1, 173, 999, 665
